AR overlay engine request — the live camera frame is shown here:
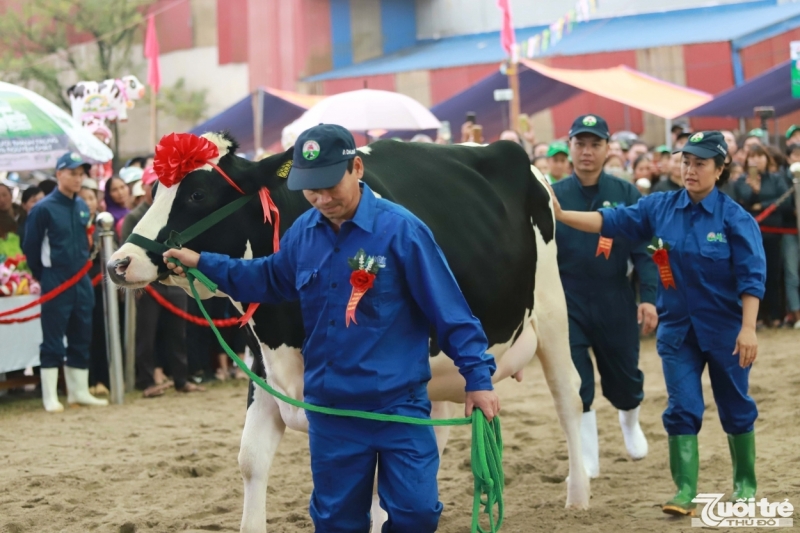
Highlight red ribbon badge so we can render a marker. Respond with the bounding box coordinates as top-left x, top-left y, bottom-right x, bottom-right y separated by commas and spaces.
345, 270, 376, 327
652, 248, 676, 289
595, 236, 613, 259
